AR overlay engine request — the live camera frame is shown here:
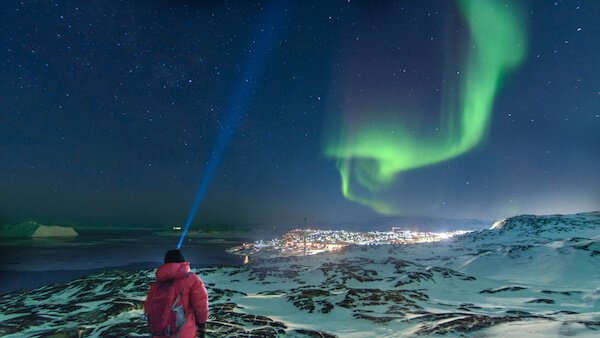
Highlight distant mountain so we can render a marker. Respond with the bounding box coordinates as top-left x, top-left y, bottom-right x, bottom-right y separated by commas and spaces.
0, 212, 598, 337
154, 223, 266, 240
311, 215, 493, 232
